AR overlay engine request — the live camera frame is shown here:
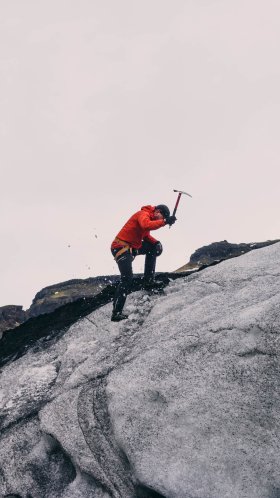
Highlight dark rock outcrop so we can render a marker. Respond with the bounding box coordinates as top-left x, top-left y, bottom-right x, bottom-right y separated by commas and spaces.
0, 277, 118, 338
0, 306, 27, 337
27, 276, 120, 318
175, 239, 280, 272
